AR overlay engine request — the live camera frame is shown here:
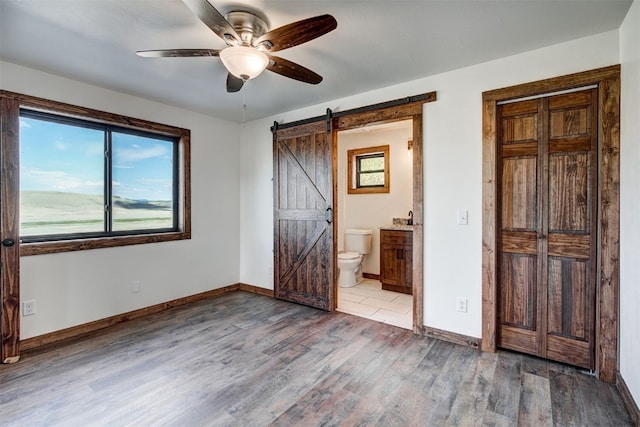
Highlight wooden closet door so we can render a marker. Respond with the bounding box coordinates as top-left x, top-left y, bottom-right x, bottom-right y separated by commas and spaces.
497, 89, 597, 370
497, 98, 542, 356
273, 121, 334, 311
